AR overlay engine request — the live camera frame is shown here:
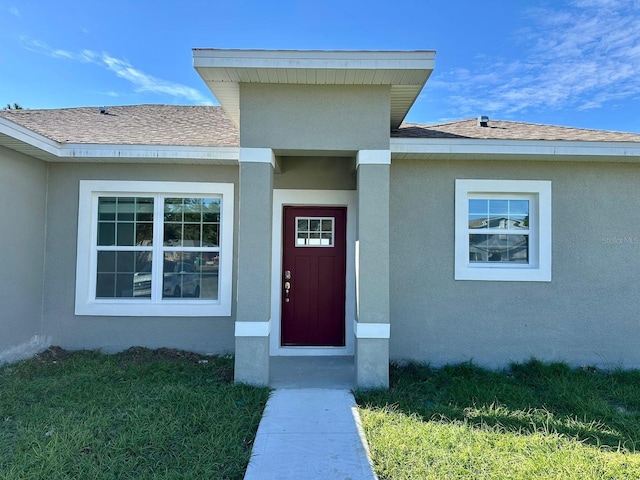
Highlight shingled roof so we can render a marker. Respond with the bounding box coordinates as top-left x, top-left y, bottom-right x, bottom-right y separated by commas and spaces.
0, 105, 239, 147
393, 118, 640, 143
2, 105, 639, 146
